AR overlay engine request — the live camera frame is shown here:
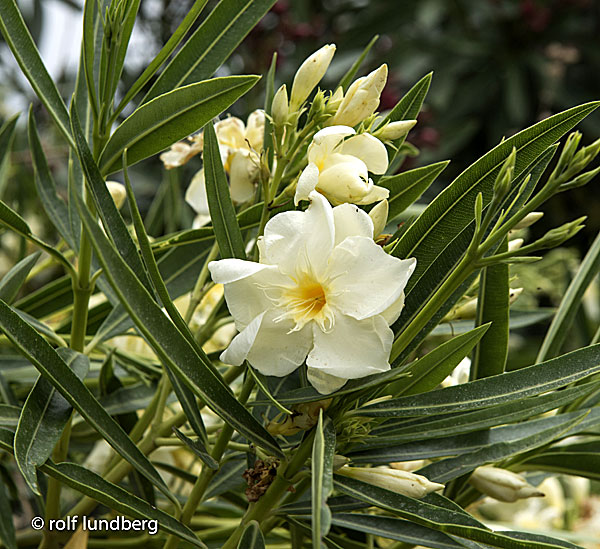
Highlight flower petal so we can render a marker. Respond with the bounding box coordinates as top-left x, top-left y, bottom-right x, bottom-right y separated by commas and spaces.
332, 203, 373, 246
261, 191, 334, 278
380, 291, 405, 325
221, 311, 312, 377
341, 133, 388, 174
229, 151, 258, 203
308, 125, 356, 165
327, 236, 416, 320
355, 183, 390, 205
295, 162, 320, 204
307, 314, 392, 379
307, 368, 347, 394
185, 170, 209, 216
